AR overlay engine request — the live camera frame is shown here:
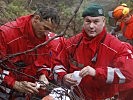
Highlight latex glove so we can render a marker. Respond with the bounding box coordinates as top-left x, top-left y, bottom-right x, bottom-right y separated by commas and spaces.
79, 66, 96, 78
63, 73, 78, 87
38, 74, 49, 90
13, 81, 39, 94
72, 71, 82, 85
